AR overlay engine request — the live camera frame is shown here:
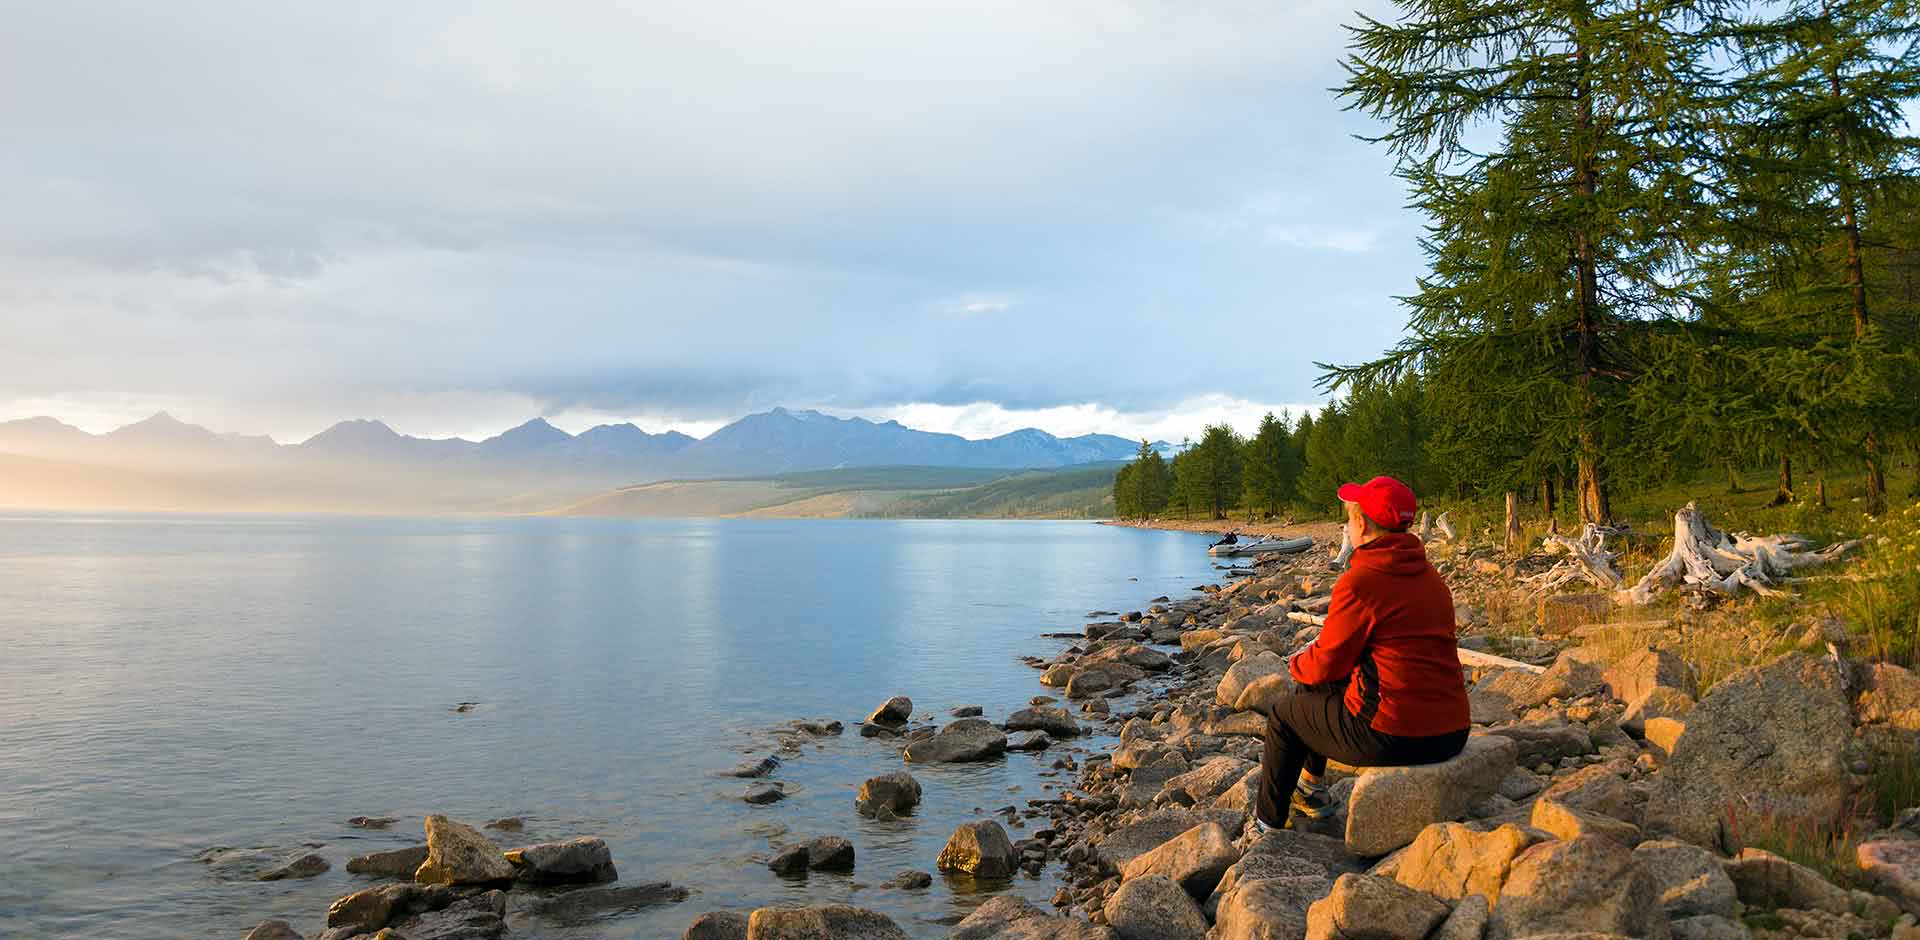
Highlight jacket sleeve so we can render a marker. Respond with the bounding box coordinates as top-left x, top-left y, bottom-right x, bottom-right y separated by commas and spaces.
1289, 575, 1372, 687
